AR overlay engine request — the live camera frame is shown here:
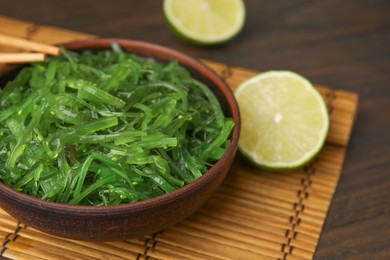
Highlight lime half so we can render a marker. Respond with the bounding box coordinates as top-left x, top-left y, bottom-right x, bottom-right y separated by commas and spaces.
235, 71, 329, 171
163, 0, 246, 45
